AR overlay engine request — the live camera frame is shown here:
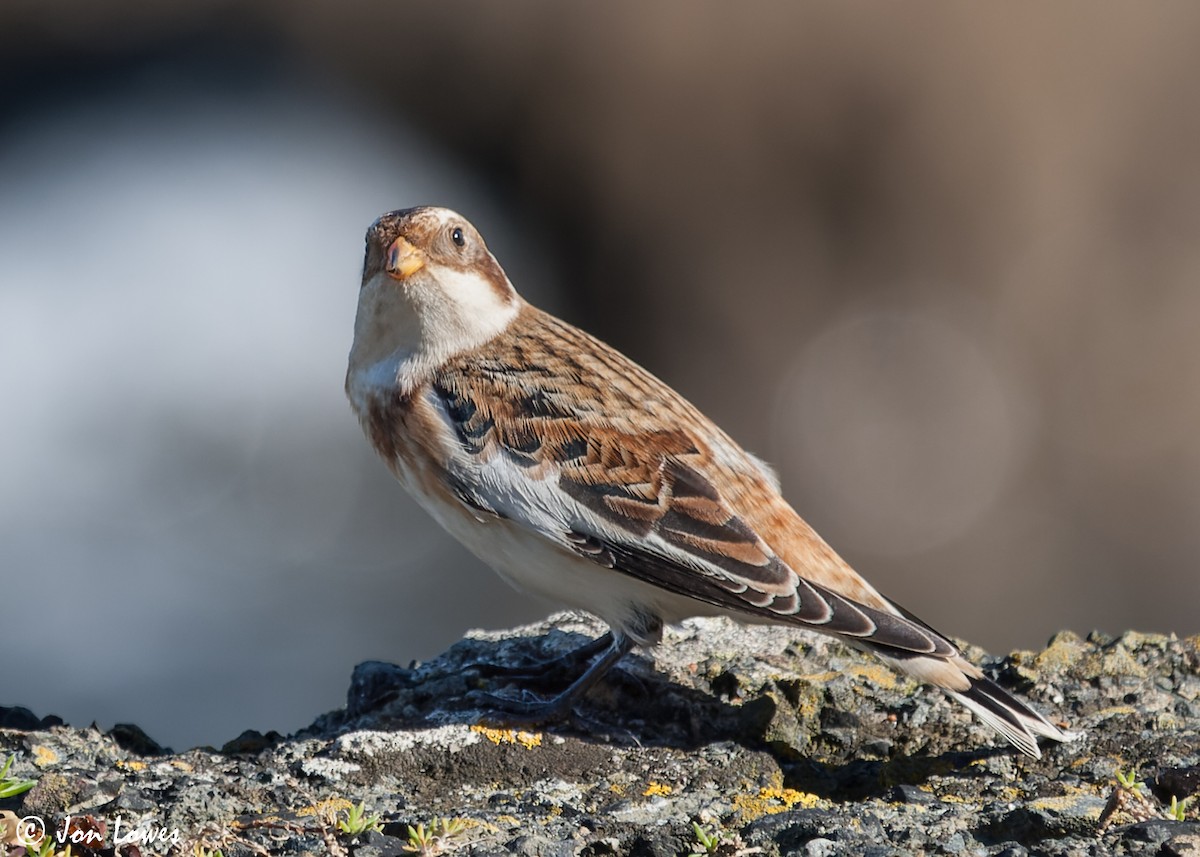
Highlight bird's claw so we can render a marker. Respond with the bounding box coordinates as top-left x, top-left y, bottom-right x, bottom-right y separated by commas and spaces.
464, 689, 575, 725
462, 632, 615, 689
